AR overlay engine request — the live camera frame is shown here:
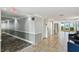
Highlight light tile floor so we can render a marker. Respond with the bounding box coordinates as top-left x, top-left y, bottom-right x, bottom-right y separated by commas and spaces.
20, 35, 65, 52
